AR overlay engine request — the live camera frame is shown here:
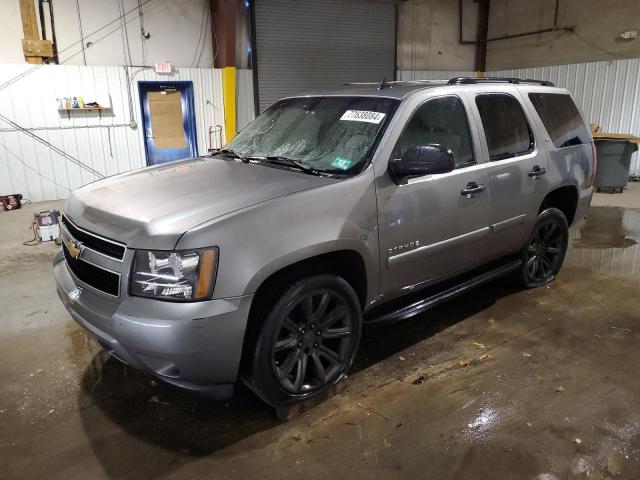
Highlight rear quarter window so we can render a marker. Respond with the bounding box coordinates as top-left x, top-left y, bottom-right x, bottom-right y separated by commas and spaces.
528, 93, 591, 148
